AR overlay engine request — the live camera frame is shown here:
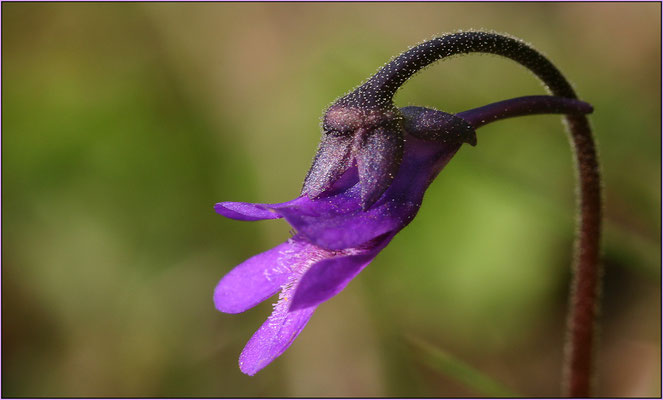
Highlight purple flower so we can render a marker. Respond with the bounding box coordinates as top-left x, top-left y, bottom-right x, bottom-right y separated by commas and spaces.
213, 96, 591, 376
212, 32, 594, 376
214, 125, 467, 375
